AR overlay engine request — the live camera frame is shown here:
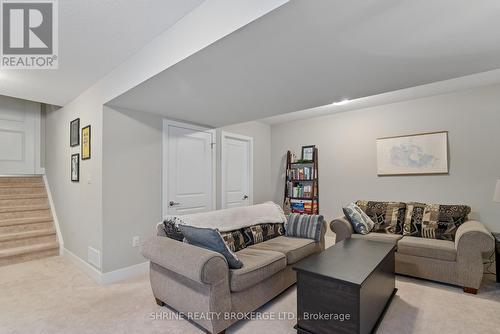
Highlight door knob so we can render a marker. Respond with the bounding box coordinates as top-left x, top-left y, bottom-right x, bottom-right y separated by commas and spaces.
169, 201, 180, 207
242, 195, 249, 200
